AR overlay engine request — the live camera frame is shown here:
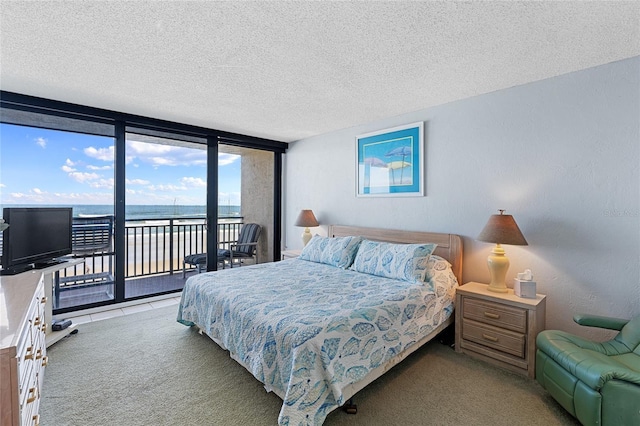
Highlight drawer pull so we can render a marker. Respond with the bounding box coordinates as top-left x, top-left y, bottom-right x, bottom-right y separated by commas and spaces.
36, 348, 43, 360
26, 387, 37, 404
484, 312, 500, 319
33, 414, 41, 426
482, 333, 499, 342
34, 316, 42, 326
42, 356, 49, 367
41, 323, 47, 332
41, 296, 48, 304
25, 346, 34, 360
